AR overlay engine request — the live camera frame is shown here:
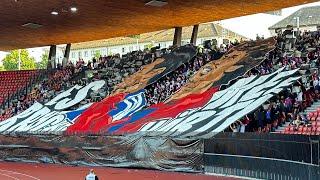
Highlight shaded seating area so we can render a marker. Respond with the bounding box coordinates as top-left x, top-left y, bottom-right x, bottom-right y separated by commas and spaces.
0, 70, 39, 121
283, 108, 320, 135
0, 70, 38, 105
